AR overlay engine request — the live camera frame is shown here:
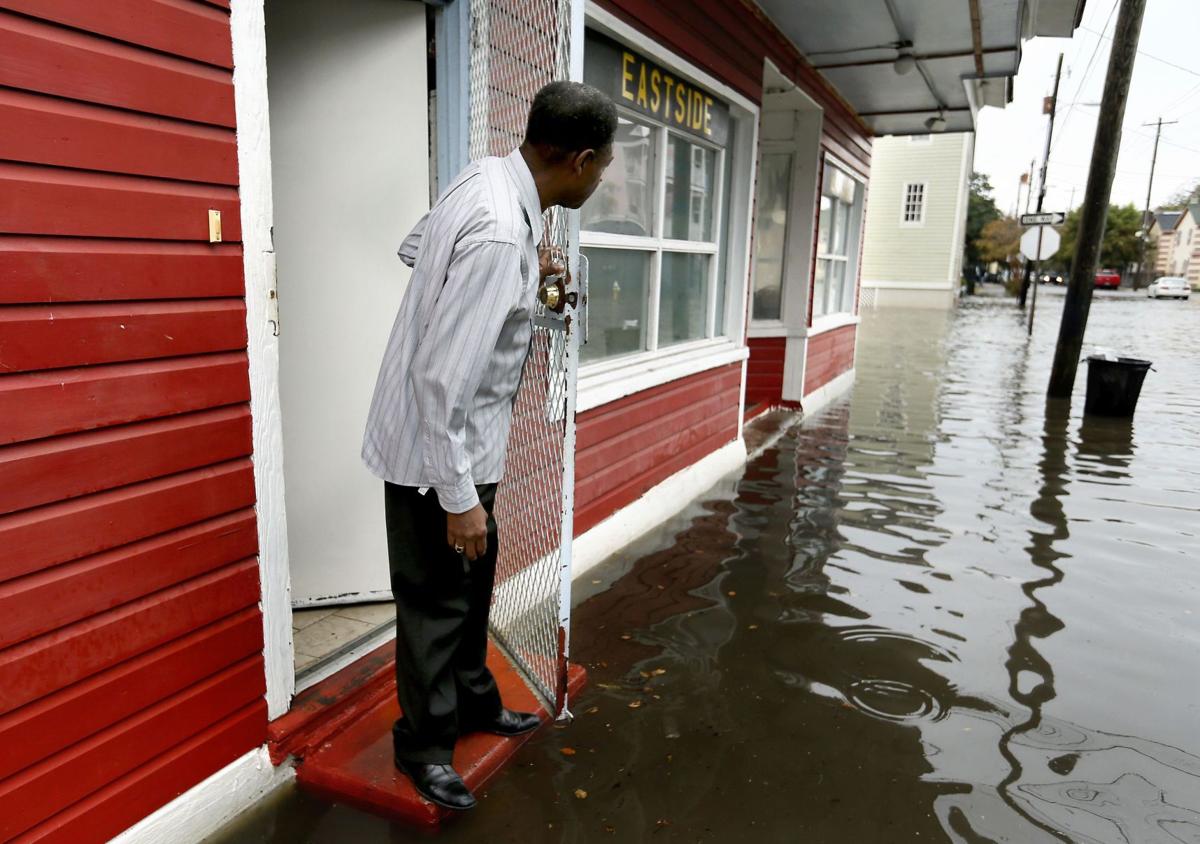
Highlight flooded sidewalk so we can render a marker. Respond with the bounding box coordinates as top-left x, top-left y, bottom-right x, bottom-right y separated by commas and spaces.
212, 290, 1200, 843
